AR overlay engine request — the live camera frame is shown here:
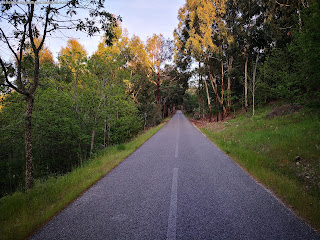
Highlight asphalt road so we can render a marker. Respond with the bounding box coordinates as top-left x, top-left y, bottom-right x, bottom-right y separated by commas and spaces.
31, 111, 319, 240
